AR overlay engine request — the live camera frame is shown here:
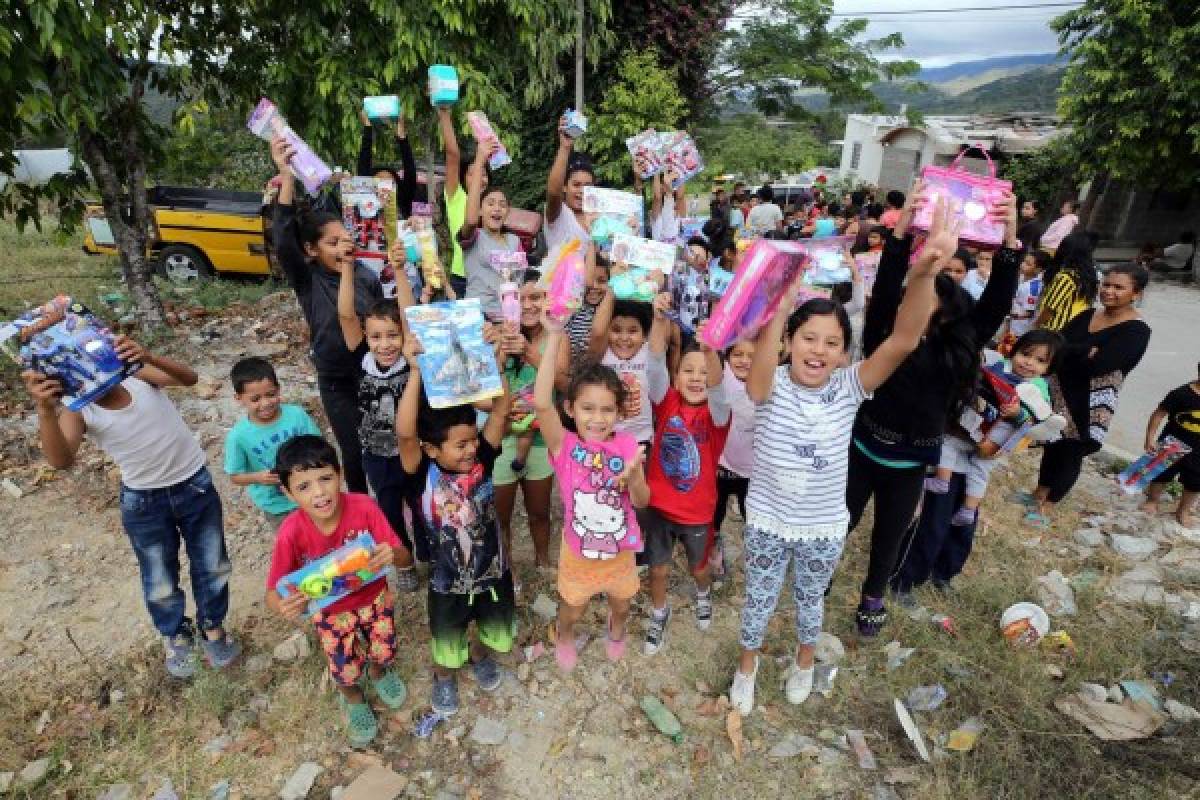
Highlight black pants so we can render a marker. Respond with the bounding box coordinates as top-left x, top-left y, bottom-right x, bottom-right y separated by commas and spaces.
362, 452, 429, 561
1037, 439, 1093, 504
713, 468, 750, 534
845, 443, 928, 599
449, 274, 467, 300
891, 472, 978, 593
317, 373, 368, 493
